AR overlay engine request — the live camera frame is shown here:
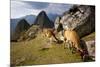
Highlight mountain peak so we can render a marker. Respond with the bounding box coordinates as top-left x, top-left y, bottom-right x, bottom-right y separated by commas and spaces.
37, 11, 47, 18
34, 11, 54, 28
39, 11, 46, 15
15, 19, 30, 35
11, 19, 30, 41
17, 19, 29, 26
